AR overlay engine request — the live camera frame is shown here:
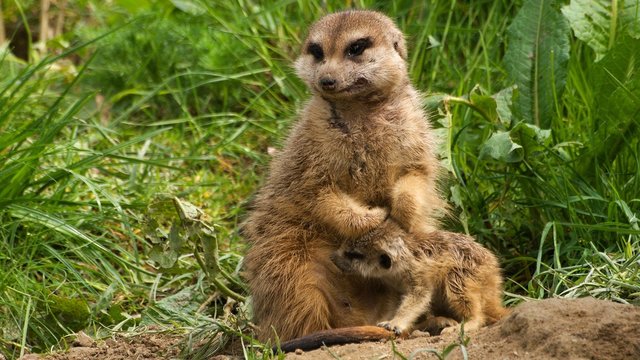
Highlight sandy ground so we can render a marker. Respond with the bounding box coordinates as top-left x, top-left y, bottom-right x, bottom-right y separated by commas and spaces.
290, 297, 640, 360
23, 297, 640, 360
20, 332, 181, 360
